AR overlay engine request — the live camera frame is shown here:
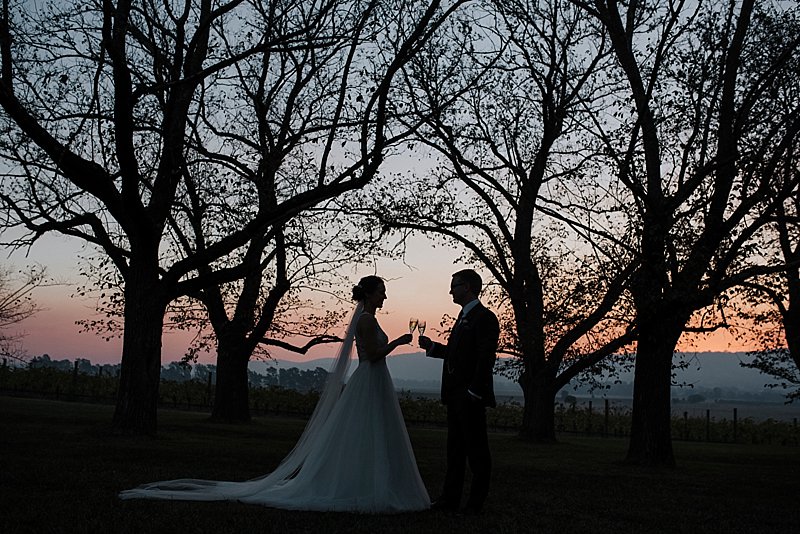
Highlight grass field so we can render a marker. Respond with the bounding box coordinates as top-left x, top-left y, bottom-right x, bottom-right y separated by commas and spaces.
1, 396, 798, 533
